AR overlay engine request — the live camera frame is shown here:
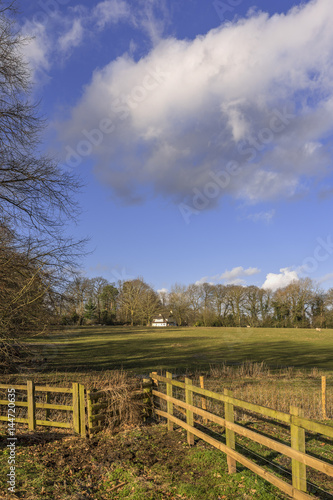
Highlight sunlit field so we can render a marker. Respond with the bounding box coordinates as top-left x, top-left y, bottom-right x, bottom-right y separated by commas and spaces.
25, 326, 333, 375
